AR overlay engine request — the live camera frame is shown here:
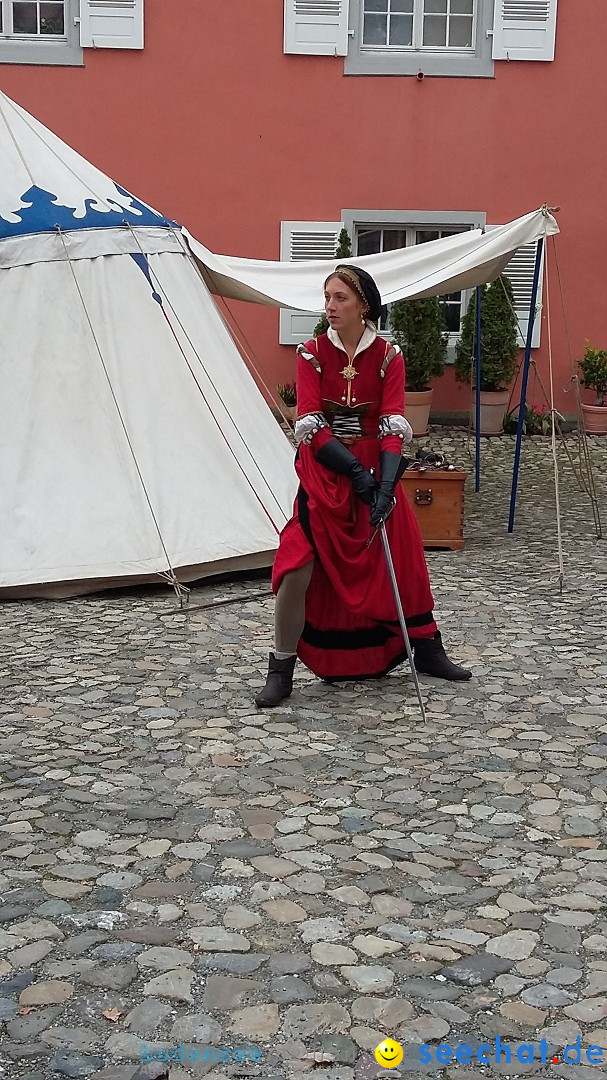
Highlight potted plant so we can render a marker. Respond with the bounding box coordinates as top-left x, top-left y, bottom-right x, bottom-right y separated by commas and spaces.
277, 382, 297, 421
313, 227, 353, 336
503, 403, 553, 436
454, 277, 519, 435
578, 344, 607, 434
389, 296, 448, 437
